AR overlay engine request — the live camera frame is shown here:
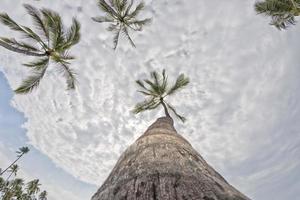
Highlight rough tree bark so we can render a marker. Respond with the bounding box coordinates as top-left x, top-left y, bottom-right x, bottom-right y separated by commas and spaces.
91, 117, 250, 200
